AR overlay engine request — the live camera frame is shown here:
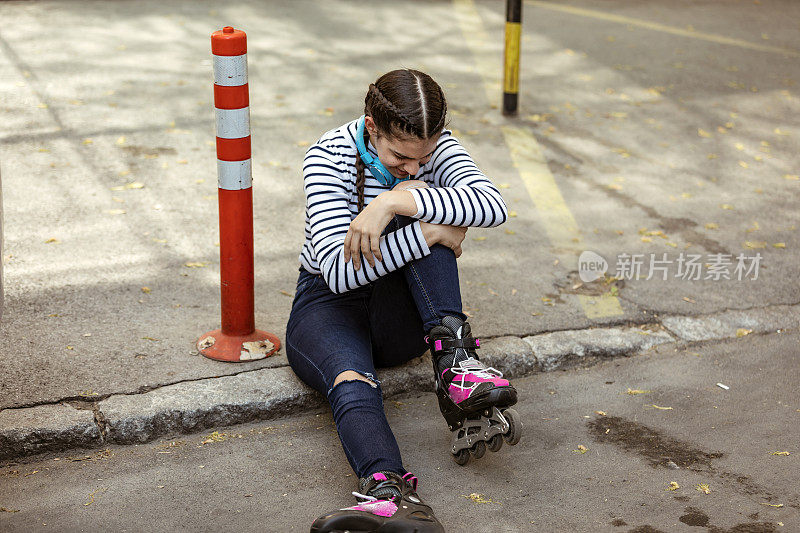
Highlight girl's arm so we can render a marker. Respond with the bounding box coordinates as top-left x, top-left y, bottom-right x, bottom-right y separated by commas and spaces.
384, 180, 466, 258
303, 147, 433, 294
399, 132, 509, 228
387, 180, 429, 217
